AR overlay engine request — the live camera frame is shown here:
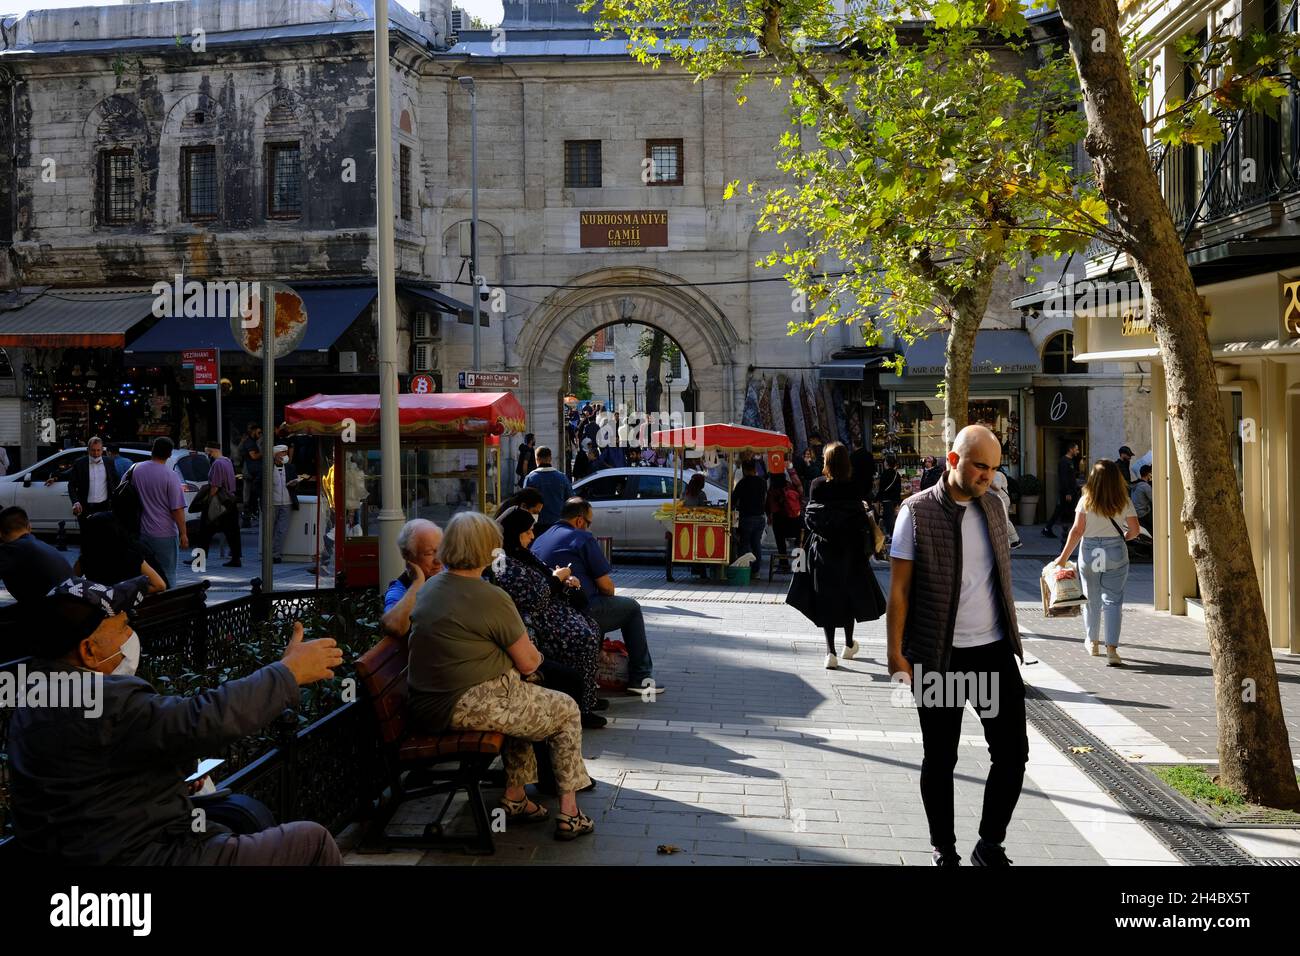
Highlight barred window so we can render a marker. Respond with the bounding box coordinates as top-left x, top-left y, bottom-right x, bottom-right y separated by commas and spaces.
266, 142, 301, 218
99, 148, 135, 225
565, 140, 601, 188
646, 139, 683, 186
183, 146, 217, 220
399, 144, 413, 221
